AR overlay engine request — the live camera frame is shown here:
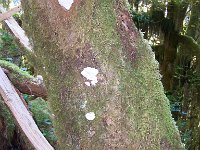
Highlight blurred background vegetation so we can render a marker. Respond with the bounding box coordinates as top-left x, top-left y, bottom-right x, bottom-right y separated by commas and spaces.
129, 0, 200, 149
